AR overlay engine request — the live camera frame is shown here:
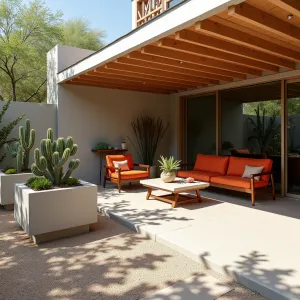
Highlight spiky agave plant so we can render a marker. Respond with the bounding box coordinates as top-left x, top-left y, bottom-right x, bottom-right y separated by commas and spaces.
128, 116, 169, 166
158, 156, 181, 174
